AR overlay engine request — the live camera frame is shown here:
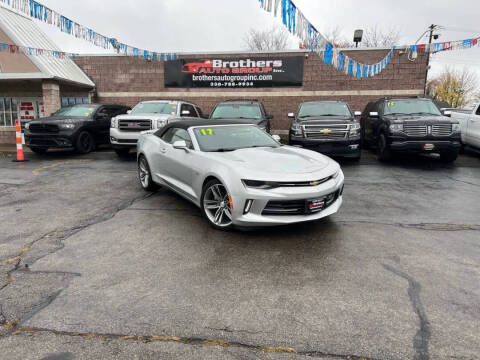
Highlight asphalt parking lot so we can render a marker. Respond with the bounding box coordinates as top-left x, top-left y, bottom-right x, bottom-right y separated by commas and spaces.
0, 149, 479, 360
